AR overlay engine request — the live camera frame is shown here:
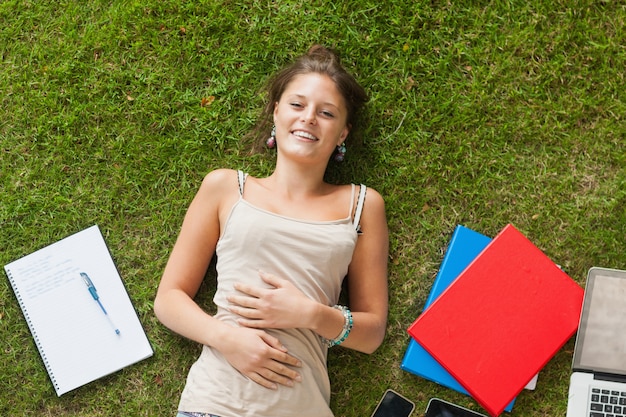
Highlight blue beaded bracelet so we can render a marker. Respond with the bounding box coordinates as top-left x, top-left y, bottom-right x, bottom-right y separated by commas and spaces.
323, 305, 353, 348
